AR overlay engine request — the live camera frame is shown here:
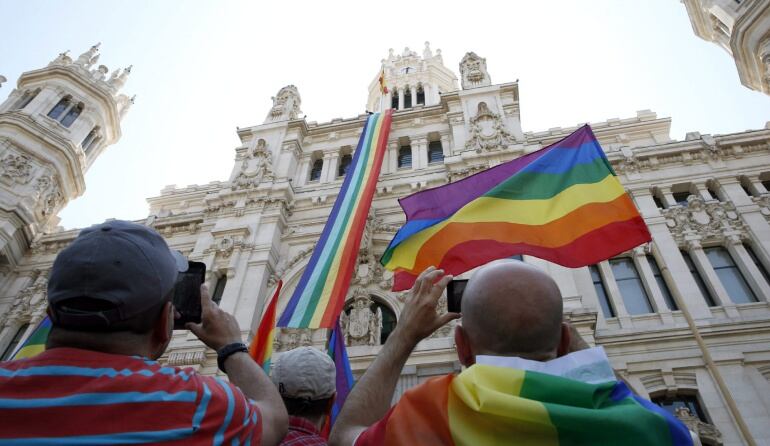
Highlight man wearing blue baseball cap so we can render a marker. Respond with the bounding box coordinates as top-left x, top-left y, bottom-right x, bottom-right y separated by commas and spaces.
0, 220, 287, 445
